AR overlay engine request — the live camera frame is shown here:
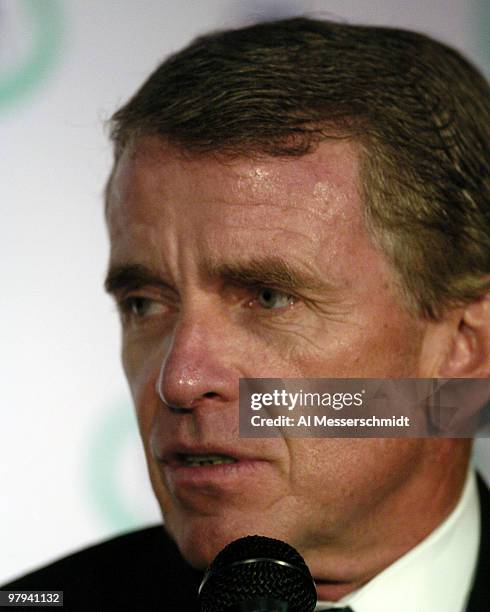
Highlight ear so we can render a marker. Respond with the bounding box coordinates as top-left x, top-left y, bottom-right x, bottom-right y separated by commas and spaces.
438, 295, 490, 377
